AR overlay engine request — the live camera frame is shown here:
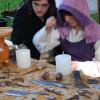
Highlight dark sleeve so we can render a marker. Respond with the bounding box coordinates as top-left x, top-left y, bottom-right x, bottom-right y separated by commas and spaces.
11, 4, 28, 45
